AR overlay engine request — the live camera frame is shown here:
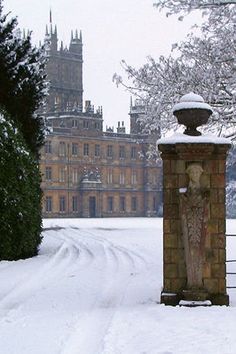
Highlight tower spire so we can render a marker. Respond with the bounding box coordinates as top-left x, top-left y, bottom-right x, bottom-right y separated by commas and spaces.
50, 8, 52, 24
